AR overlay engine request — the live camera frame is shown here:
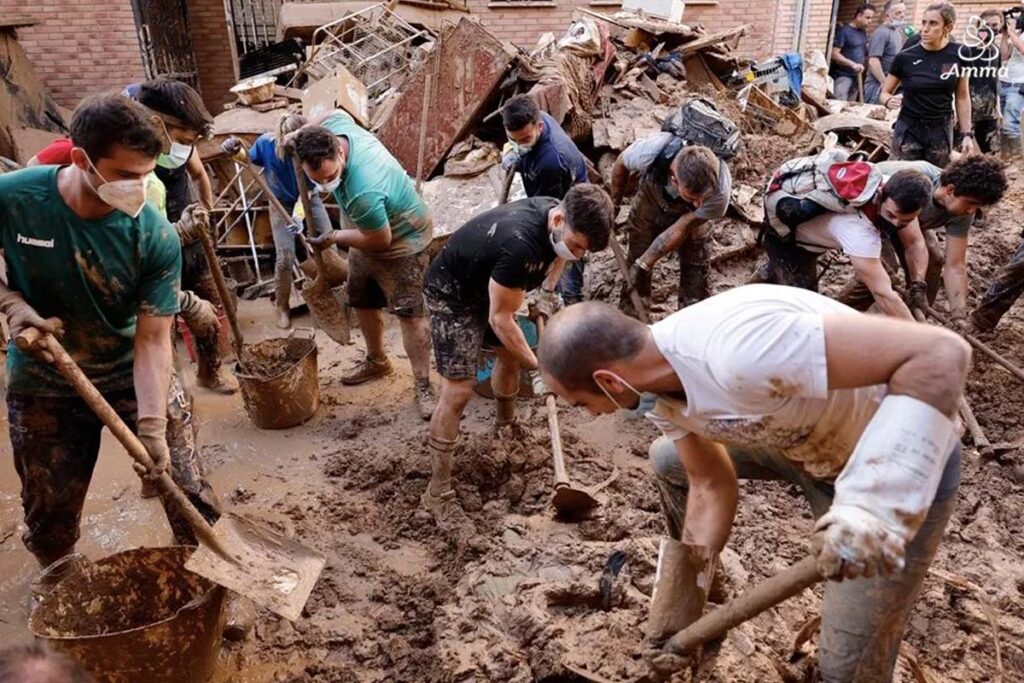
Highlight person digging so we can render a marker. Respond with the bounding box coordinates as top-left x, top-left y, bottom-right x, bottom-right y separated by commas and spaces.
291, 111, 437, 420
421, 185, 614, 530
537, 285, 968, 682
